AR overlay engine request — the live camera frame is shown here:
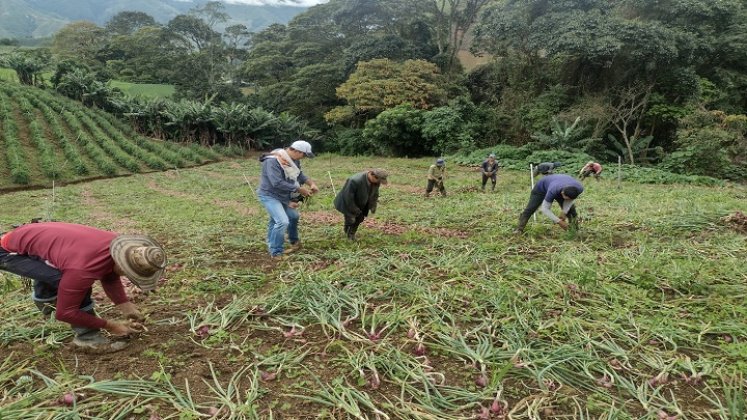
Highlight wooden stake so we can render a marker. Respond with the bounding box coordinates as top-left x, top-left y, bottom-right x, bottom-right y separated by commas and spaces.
529, 164, 537, 222
328, 171, 337, 196
617, 155, 622, 190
